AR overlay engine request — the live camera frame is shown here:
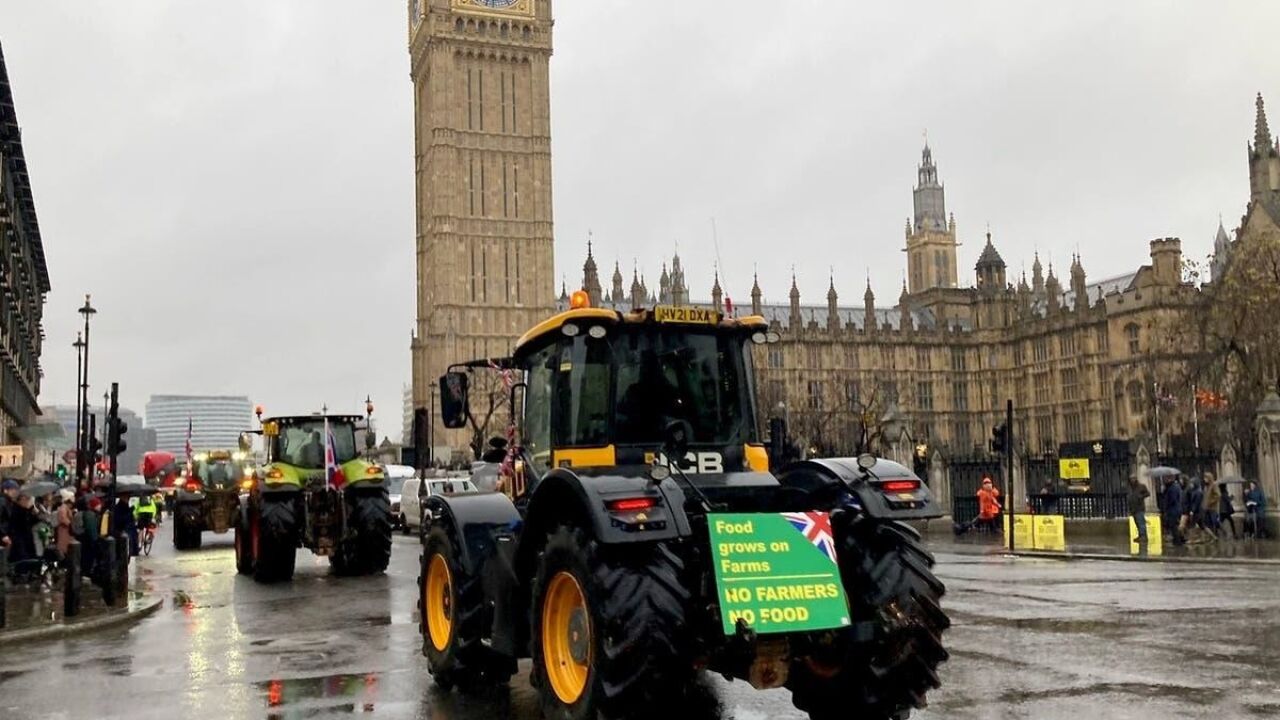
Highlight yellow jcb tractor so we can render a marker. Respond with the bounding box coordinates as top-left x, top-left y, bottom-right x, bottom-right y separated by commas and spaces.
418, 295, 949, 719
